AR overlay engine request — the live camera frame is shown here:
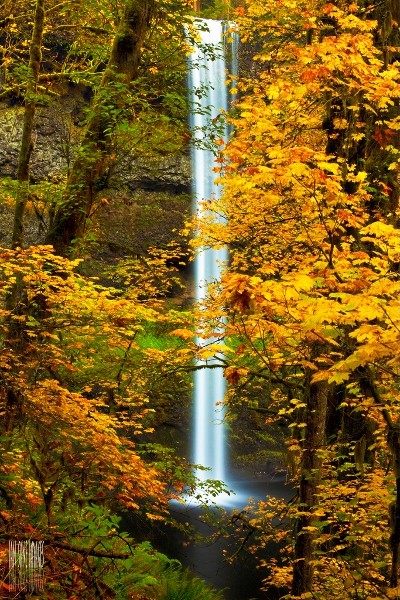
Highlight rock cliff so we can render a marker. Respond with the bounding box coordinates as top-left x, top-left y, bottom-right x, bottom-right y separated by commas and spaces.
0, 86, 192, 255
